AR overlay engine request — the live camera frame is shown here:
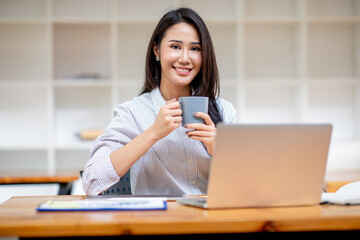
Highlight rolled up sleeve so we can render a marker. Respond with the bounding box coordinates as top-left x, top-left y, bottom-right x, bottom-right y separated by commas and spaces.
82, 103, 140, 195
